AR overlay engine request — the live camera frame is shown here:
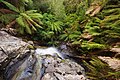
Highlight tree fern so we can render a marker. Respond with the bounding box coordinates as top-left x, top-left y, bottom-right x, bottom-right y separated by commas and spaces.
1, 1, 43, 34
